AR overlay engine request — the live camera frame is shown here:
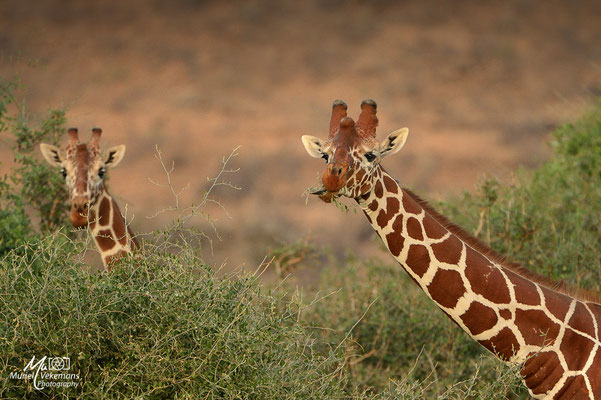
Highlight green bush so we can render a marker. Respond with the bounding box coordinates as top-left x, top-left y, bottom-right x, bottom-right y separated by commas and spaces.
443, 102, 601, 291
0, 79, 70, 256
0, 234, 349, 399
